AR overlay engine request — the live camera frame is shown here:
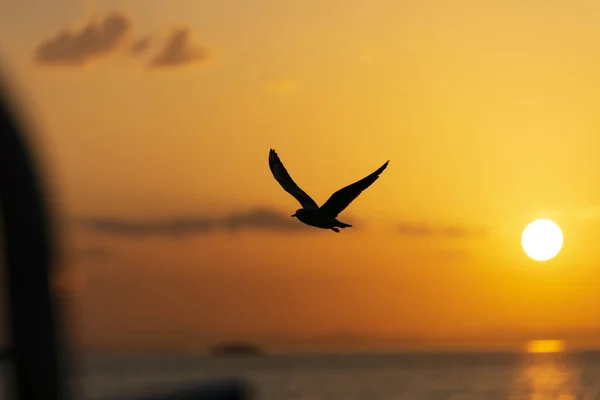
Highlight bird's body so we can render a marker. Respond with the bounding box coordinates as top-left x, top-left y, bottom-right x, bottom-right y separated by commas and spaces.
292, 208, 352, 233
268, 149, 389, 233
